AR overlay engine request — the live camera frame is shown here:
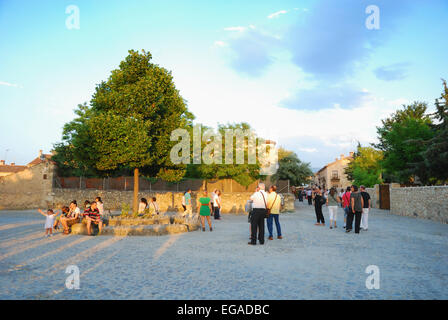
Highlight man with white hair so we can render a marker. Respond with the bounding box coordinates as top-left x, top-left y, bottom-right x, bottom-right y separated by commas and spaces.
248, 182, 268, 245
